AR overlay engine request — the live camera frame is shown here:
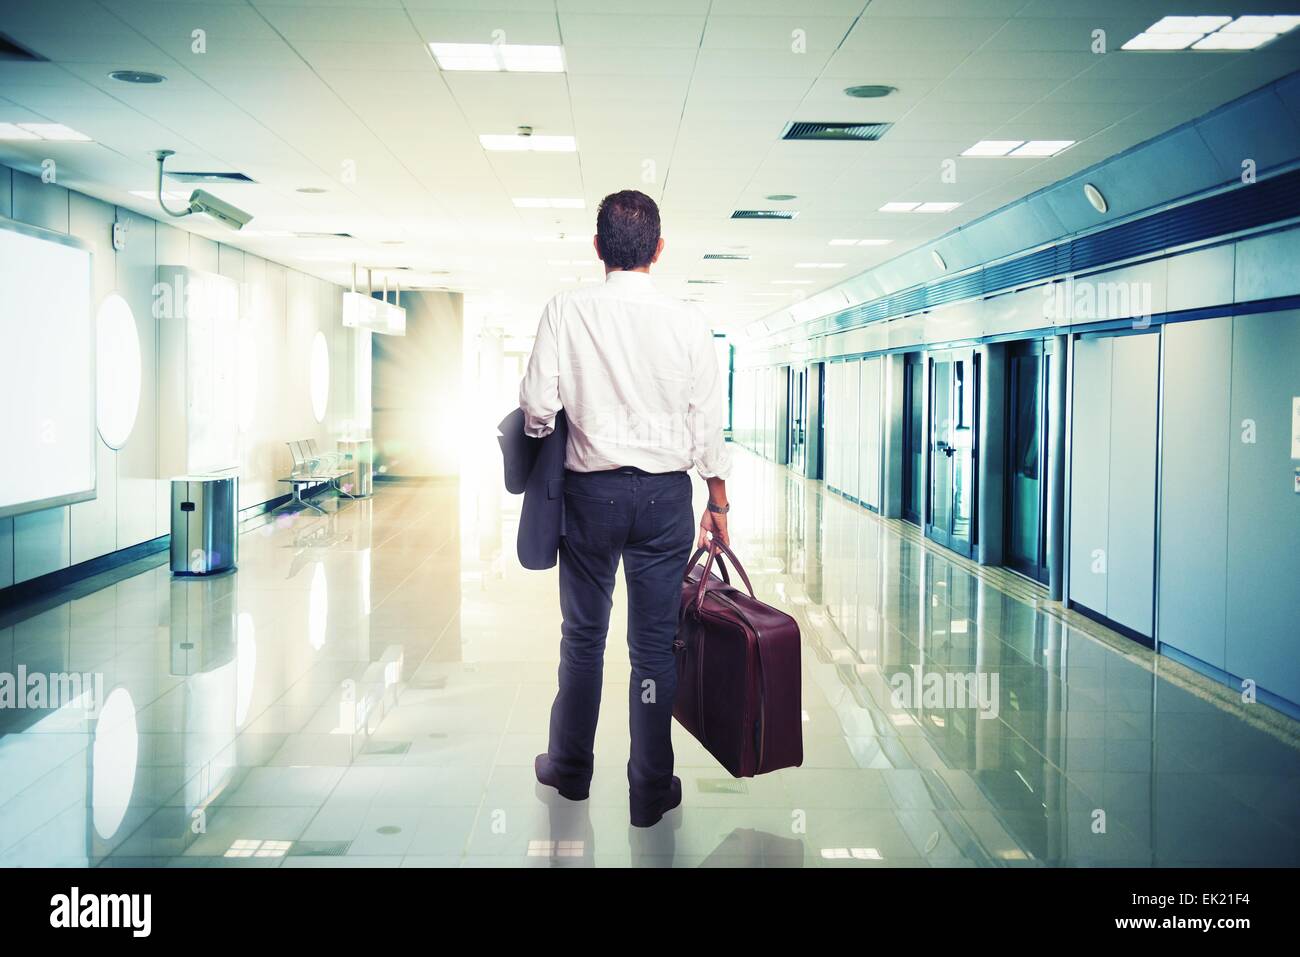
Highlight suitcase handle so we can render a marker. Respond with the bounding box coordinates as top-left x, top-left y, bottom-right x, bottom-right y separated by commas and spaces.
688, 542, 756, 613
686, 545, 730, 586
